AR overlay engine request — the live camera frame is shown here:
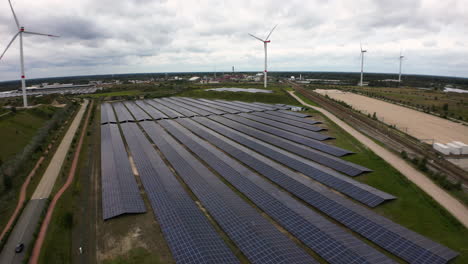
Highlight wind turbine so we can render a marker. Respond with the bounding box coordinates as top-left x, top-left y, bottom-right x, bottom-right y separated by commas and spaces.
398, 50, 404, 83
359, 43, 367, 86
0, 0, 59, 108
249, 25, 277, 88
